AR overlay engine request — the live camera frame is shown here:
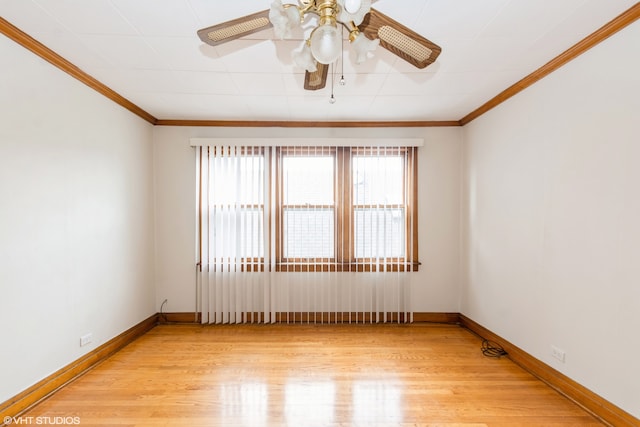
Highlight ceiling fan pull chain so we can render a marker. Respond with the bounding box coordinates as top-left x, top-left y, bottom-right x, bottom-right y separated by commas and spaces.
330, 62, 336, 104
340, 25, 346, 86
